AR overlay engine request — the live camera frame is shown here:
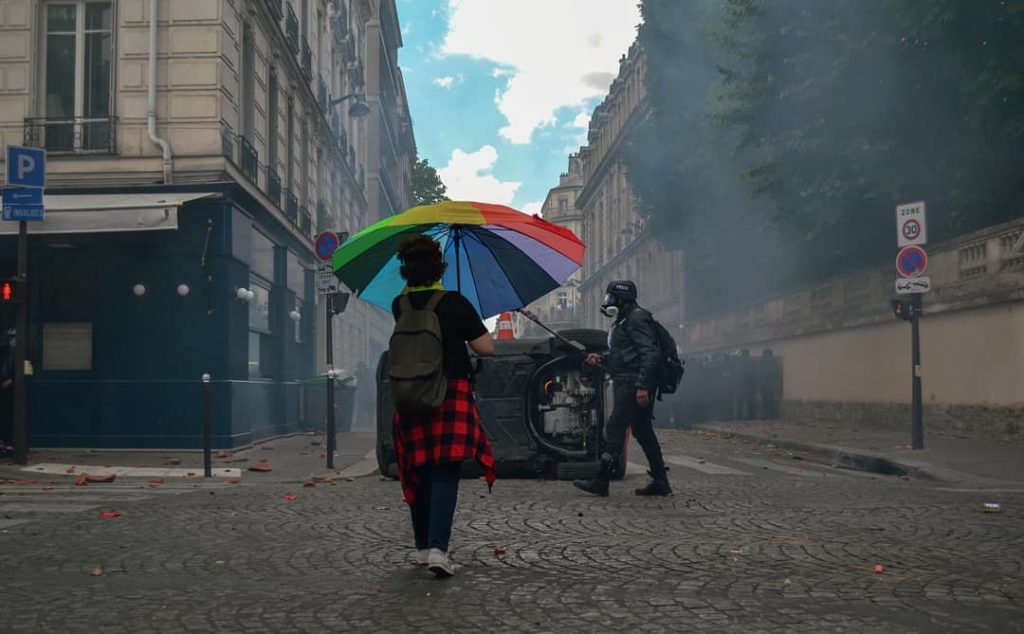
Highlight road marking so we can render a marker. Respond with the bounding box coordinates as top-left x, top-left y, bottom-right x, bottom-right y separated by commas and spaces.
22, 464, 242, 478
665, 454, 751, 476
